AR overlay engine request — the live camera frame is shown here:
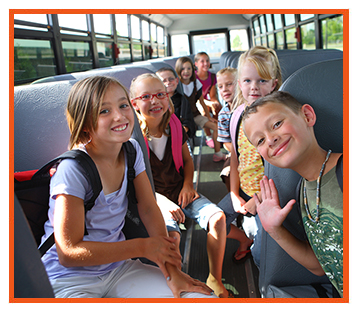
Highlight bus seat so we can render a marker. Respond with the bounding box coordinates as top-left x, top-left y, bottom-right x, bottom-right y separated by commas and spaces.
227, 49, 343, 81
259, 58, 343, 298
14, 194, 55, 298
278, 49, 343, 81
